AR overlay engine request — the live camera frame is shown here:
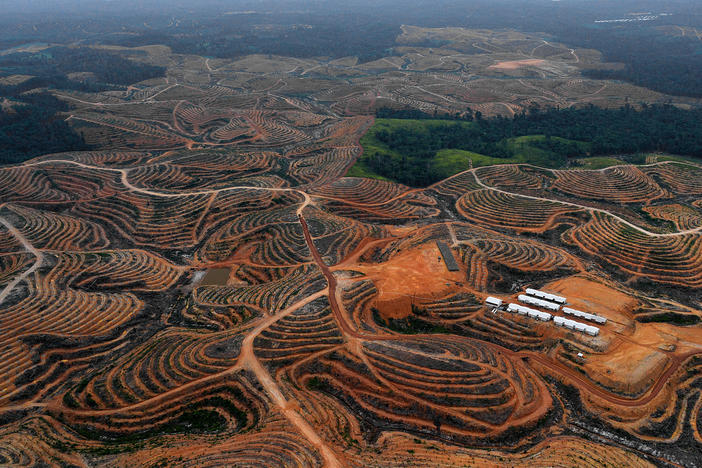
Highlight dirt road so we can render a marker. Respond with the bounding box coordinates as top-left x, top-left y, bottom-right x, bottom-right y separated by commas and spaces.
0, 215, 43, 306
